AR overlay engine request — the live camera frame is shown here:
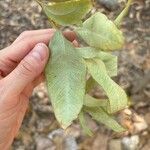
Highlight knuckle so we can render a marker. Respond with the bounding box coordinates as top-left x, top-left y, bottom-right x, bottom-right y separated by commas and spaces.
20, 31, 30, 39
22, 38, 33, 50
19, 58, 37, 76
